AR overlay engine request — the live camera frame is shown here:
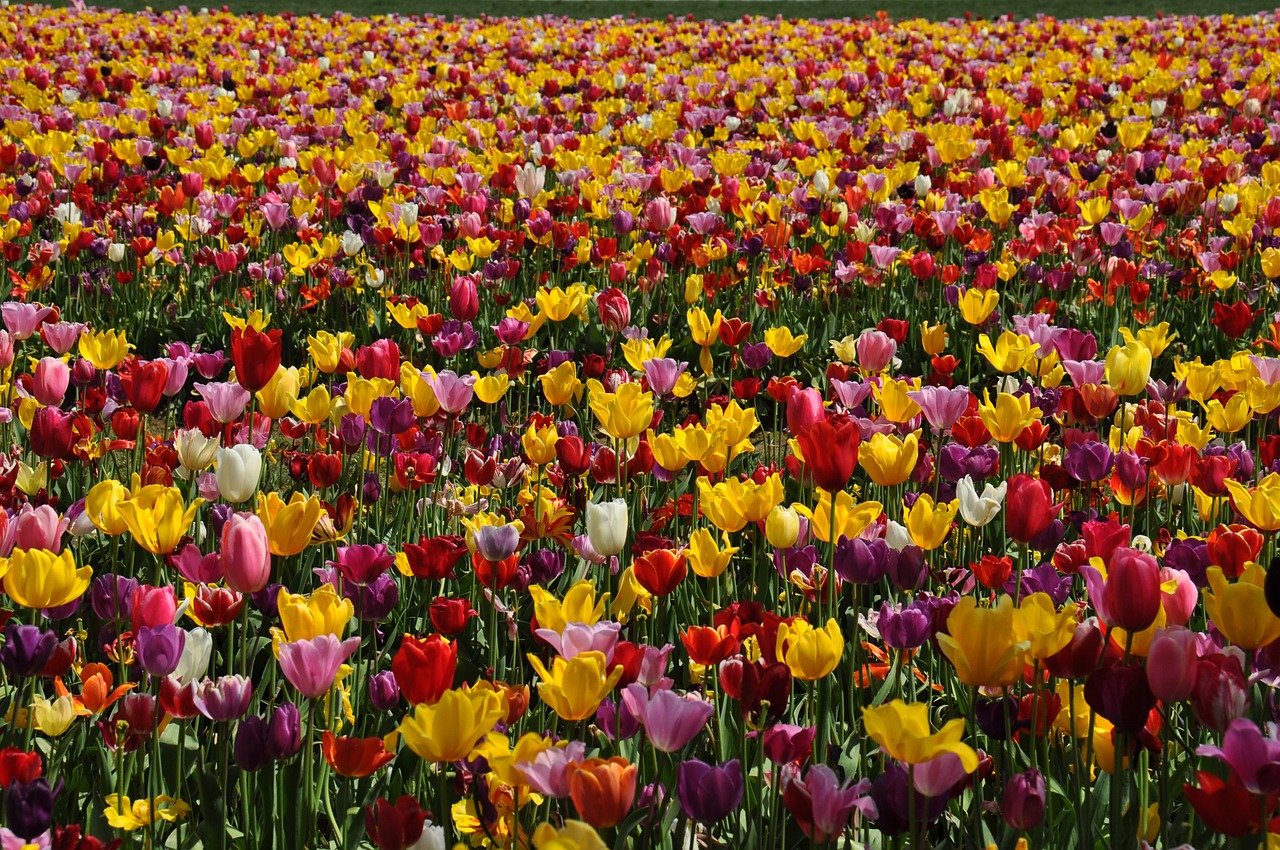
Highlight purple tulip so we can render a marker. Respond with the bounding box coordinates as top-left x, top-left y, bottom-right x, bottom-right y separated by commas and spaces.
0, 624, 57, 679
677, 759, 744, 824
268, 703, 303, 760
193, 675, 253, 722
1197, 718, 1280, 795
235, 716, 273, 772
762, 724, 816, 765
1002, 770, 1047, 830
136, 624, 187, 678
